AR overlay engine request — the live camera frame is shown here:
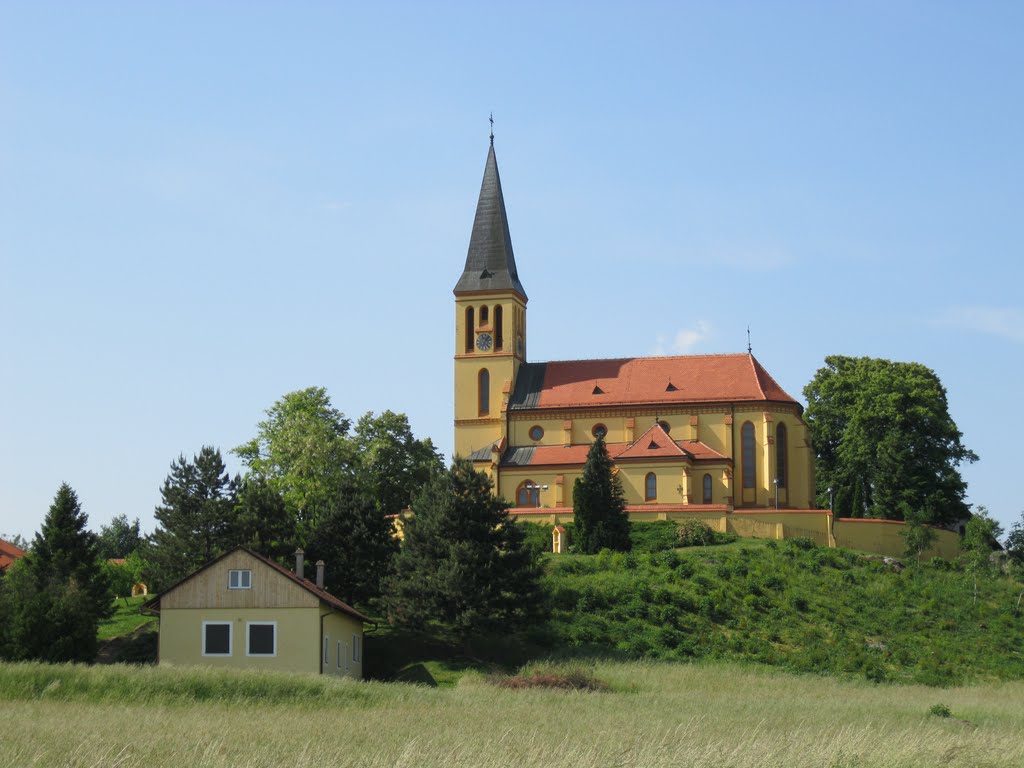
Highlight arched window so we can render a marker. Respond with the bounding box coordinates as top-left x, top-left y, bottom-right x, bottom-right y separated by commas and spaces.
479, 305, 489, 325
494, 306, 503, 350
645, 472, 657, 501
741, 422, 756, 489
776, 423, 788, 489
516, 480, 541, 507
465, 307, 474, 353
702, 473, 713, 504
658, 420, 671, 434
478, 369, 490, 416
